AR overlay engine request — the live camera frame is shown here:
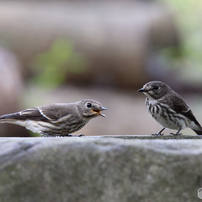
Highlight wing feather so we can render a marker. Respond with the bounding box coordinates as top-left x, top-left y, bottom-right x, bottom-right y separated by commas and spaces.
168, 93, 201, 127
0, 108, 48, 121
0, 104, 75, 122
